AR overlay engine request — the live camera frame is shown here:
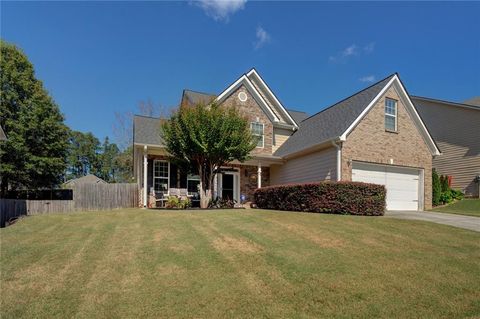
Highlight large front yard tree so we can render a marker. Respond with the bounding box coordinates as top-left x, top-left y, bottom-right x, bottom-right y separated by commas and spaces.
162, 102, 256, 208
0, 40, 69, 195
